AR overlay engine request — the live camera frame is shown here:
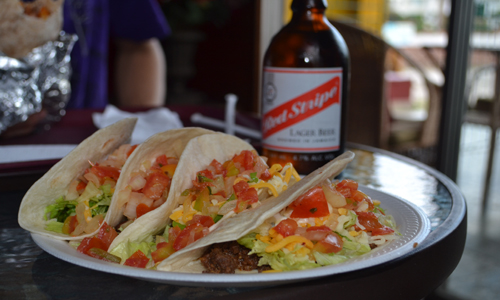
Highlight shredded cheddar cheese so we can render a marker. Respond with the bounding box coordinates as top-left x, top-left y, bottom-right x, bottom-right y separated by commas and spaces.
269, 164, 283, 174
296, 247, 311, 256
314, 217, 329, 226
256, 234, 271, 244
349, 230, 360, 237
249, 182, 279, 197
285, 242, 297, 251
284, 166, 293, 184
169, 206, 197, 223
83, 200, 92, 222
338, 208, 347, 215
169, 210, 183, 221
265, 236, 314, 253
